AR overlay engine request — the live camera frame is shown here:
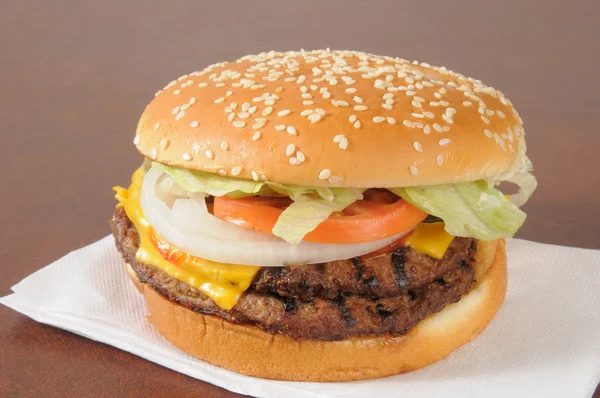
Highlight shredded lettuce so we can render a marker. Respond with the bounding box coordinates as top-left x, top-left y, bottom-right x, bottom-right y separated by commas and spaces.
153, 162, 265, 197
390, 180, 527, 241
152, 162, 530, 244
272, 188, 363, 245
